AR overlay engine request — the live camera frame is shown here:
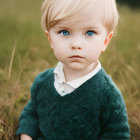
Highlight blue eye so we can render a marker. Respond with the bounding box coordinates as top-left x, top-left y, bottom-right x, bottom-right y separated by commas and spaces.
59, 30, 69, 36
86, 31, 94, 36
